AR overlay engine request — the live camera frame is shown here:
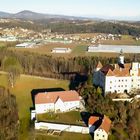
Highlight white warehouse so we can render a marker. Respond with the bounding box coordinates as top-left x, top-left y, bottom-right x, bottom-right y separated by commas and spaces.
51, 48, 71, 53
